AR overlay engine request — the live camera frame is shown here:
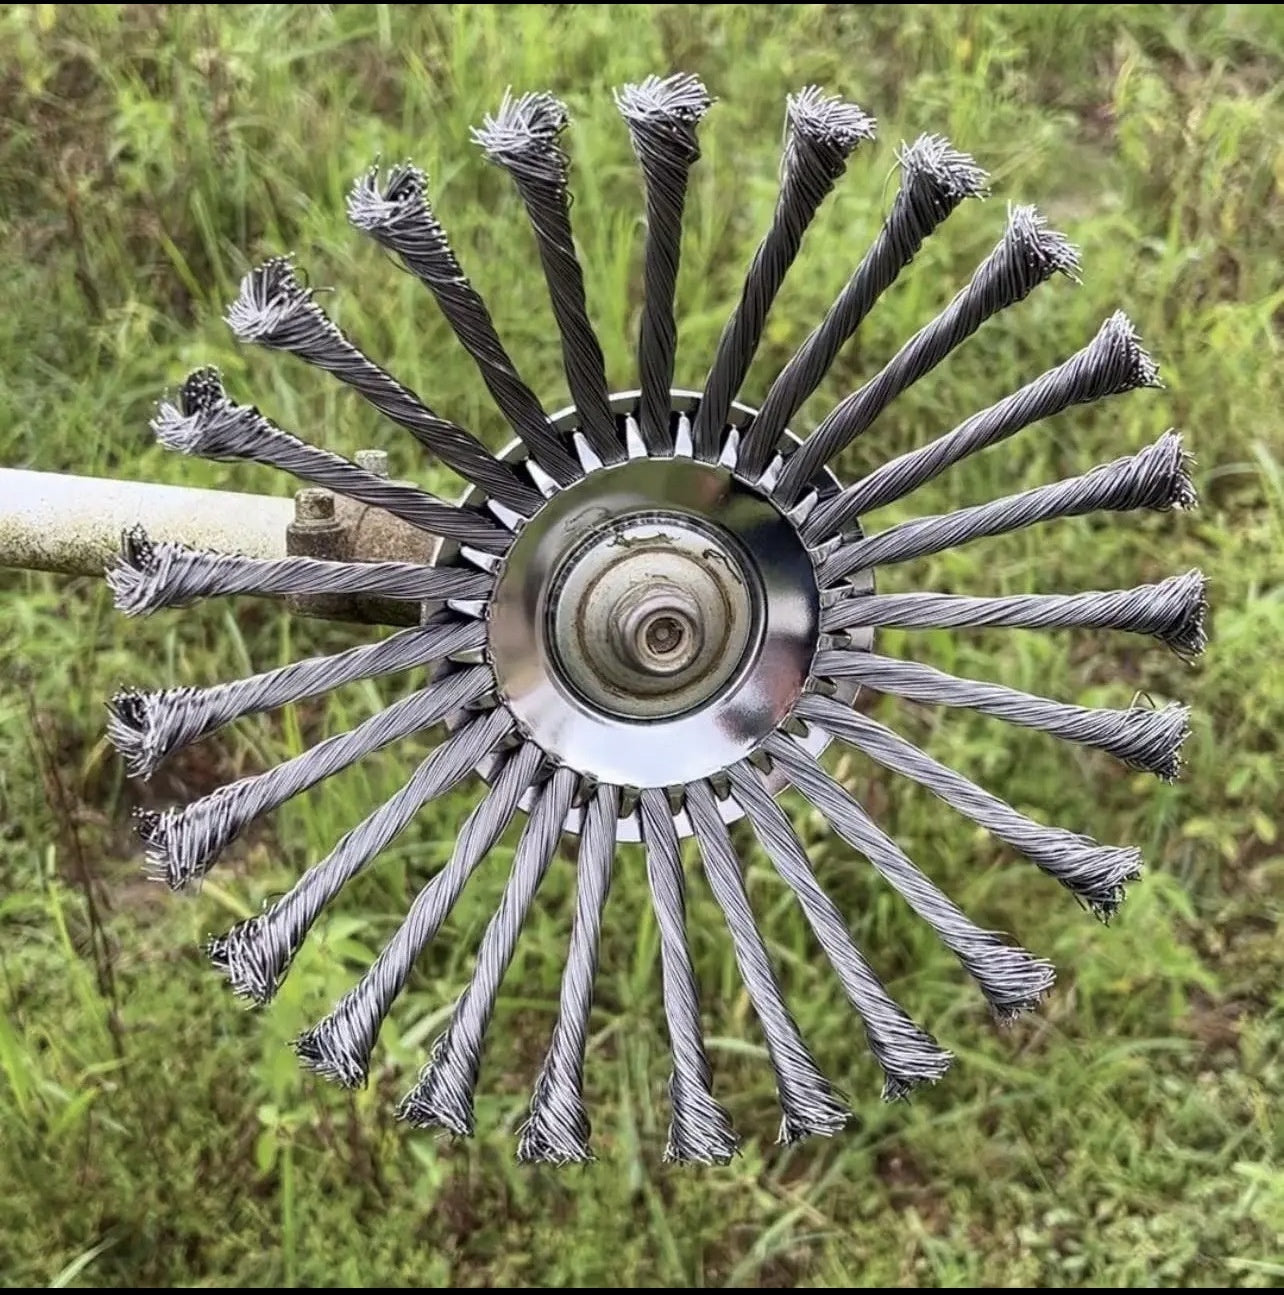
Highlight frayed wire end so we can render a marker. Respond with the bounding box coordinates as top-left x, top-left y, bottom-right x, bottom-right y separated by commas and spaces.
965, 944, 1056, 1023
873, 1034, 954, 1102
1133, 702, 1192, 781
105, 687, 169, 779
395, 1028, 477, 1136
787, 85, 877, 155
133, 790, 235, 892
151, 367, 257, 457
898, 133, 989, 207
106, 525, 168, 617
1146, 431, 1199, 511
206, 917, 283, 1007
225, 254, 334, 346
775, 1091, 852, 1146
615, 73, 713, 163
346, 161, 465, 290
661, 1073, 740, 1165
881, 1057, 954, 1103
1005, 203, 1082, 288
1165, 569, 1209, 657
1094, 310, 1162, 393
1073, 846, 1144, 924
515, 1118, 594, 1166
293, 1015, 371, 1089
473, 89, 571, 186
395, 1087, 475, 1138
132, 805, 192, 891
346, 161, 429, 231
514, 1069, 594, 1165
